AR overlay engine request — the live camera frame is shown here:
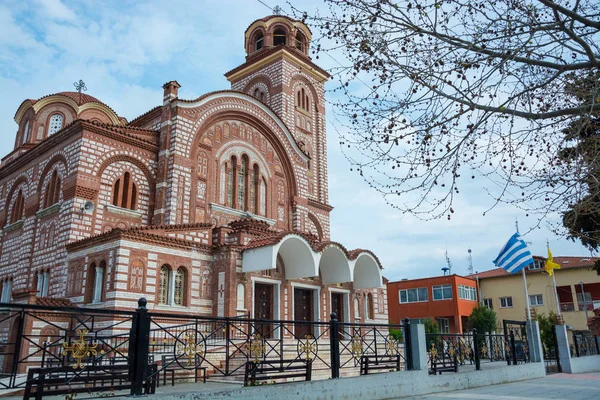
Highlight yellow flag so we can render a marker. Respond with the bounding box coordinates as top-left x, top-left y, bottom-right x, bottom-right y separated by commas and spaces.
545, 247, 561, 276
